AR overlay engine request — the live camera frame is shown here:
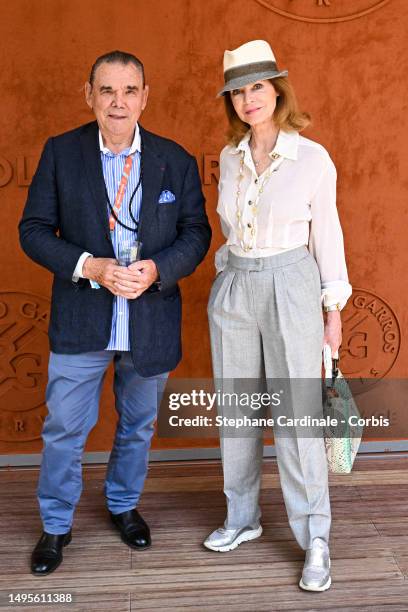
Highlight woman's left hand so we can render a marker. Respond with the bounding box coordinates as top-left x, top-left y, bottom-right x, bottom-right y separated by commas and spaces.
323, 310, 342, 356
